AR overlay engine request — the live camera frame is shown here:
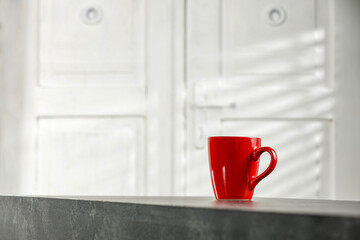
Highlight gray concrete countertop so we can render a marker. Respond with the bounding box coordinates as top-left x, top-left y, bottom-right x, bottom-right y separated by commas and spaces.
0, 195, 359, 239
